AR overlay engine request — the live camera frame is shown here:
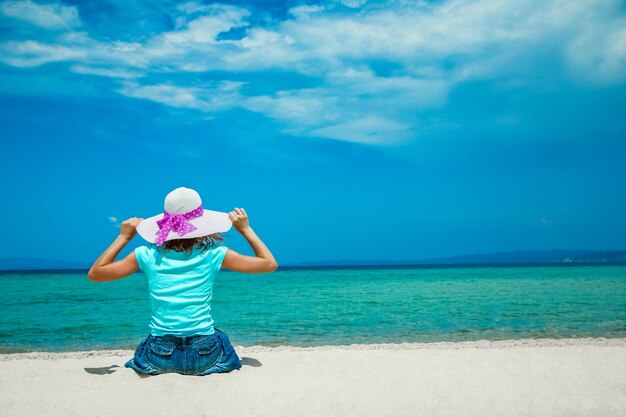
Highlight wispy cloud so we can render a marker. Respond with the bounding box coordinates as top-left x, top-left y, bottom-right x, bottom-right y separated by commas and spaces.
118, 80, 245, 112
0, 0, 80, 30
565, 17, 626, 85
1, 0, 625, 144
71, 65, 142, 79
107, 216, 120, 228
0, 40, 84, 67
309, 116, 414, 145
